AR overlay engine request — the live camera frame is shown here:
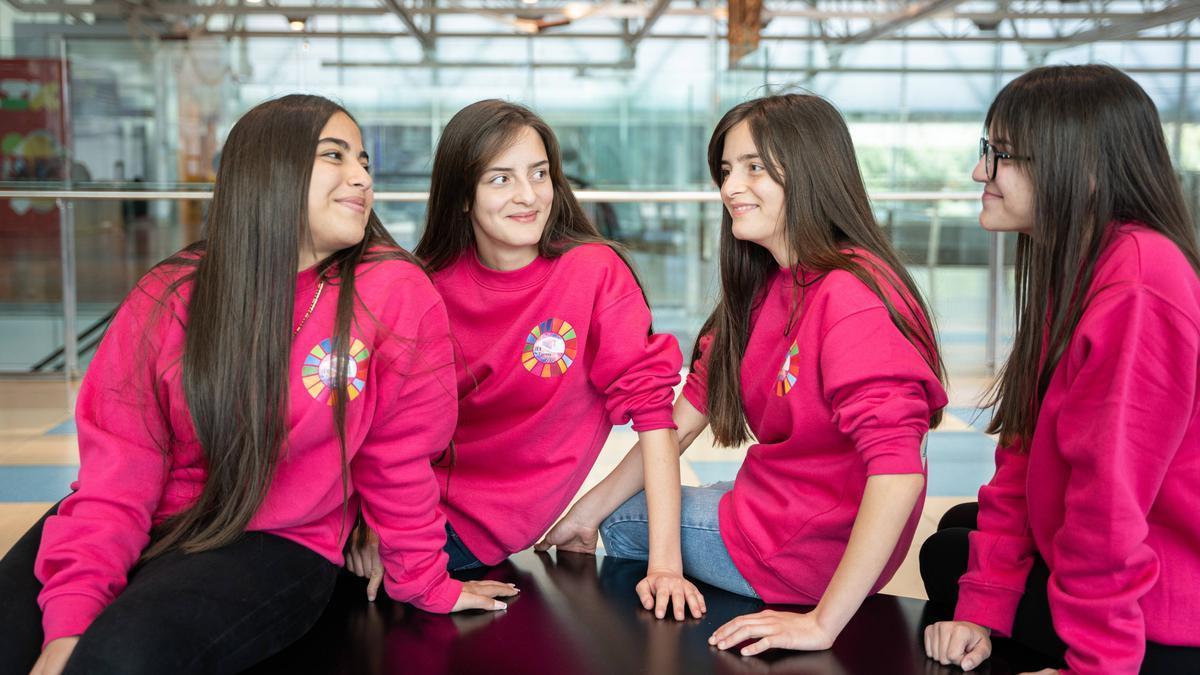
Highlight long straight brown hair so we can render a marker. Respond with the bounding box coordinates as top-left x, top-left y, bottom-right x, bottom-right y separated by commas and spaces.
142, 94, 413, 559
414, 99, 643, 294
700, 93, 944, 447
983, 65, 1200, 447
